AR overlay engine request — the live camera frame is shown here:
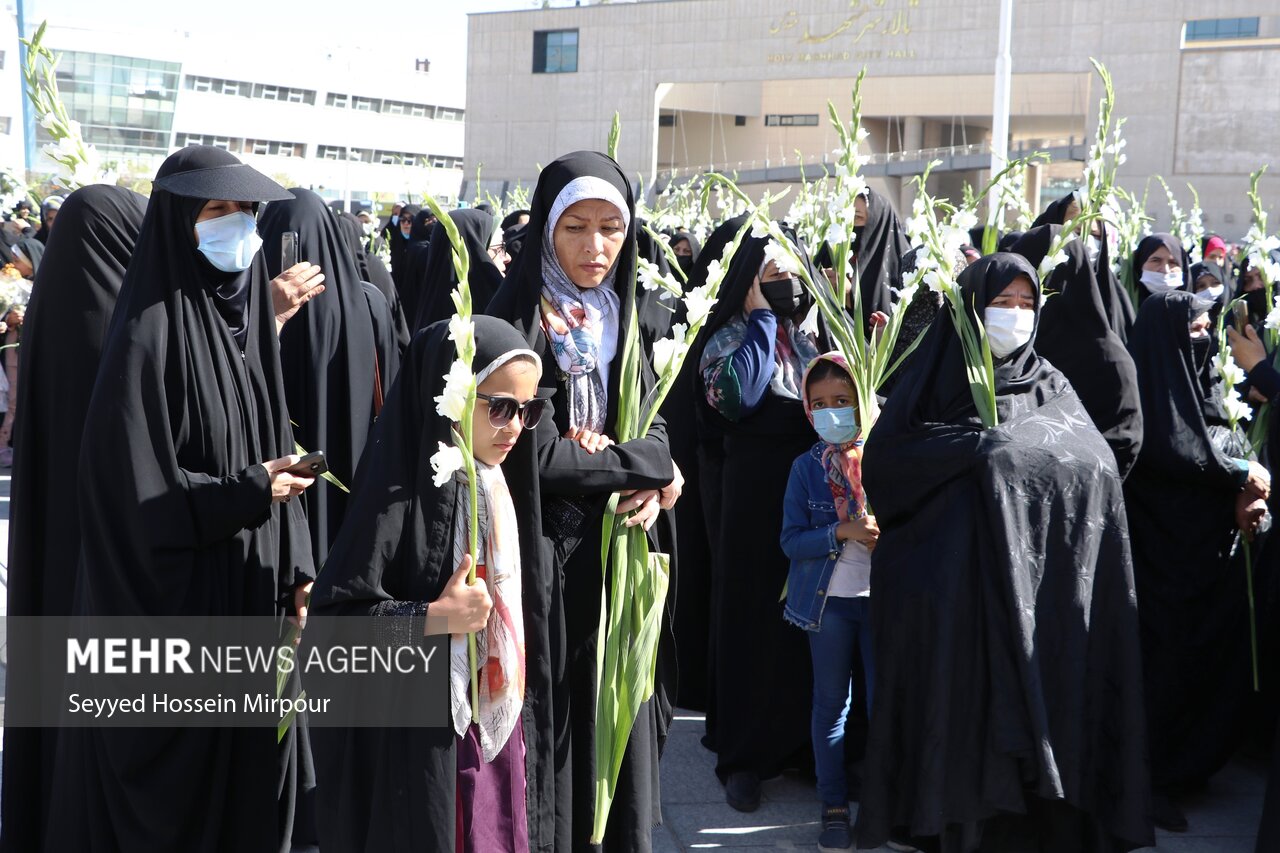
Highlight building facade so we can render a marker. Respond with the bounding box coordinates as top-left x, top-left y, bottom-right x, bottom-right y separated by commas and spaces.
10, 19, 467, 207
465, 0, 1280, 237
